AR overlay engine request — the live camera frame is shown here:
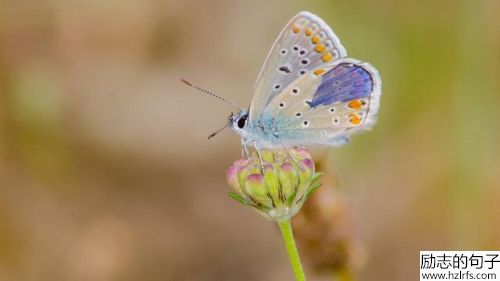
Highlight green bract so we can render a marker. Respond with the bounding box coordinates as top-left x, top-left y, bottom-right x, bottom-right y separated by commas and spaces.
226, 148, 322, 221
